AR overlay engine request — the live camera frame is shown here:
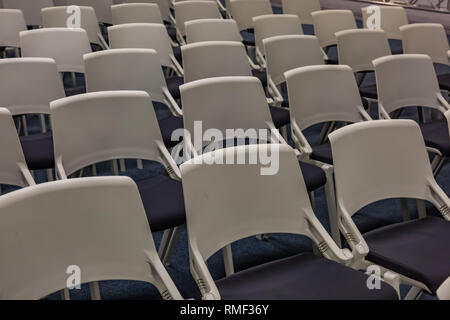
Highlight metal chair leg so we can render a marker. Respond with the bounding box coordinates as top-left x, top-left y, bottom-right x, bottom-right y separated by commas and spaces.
222, 245, 234, 276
